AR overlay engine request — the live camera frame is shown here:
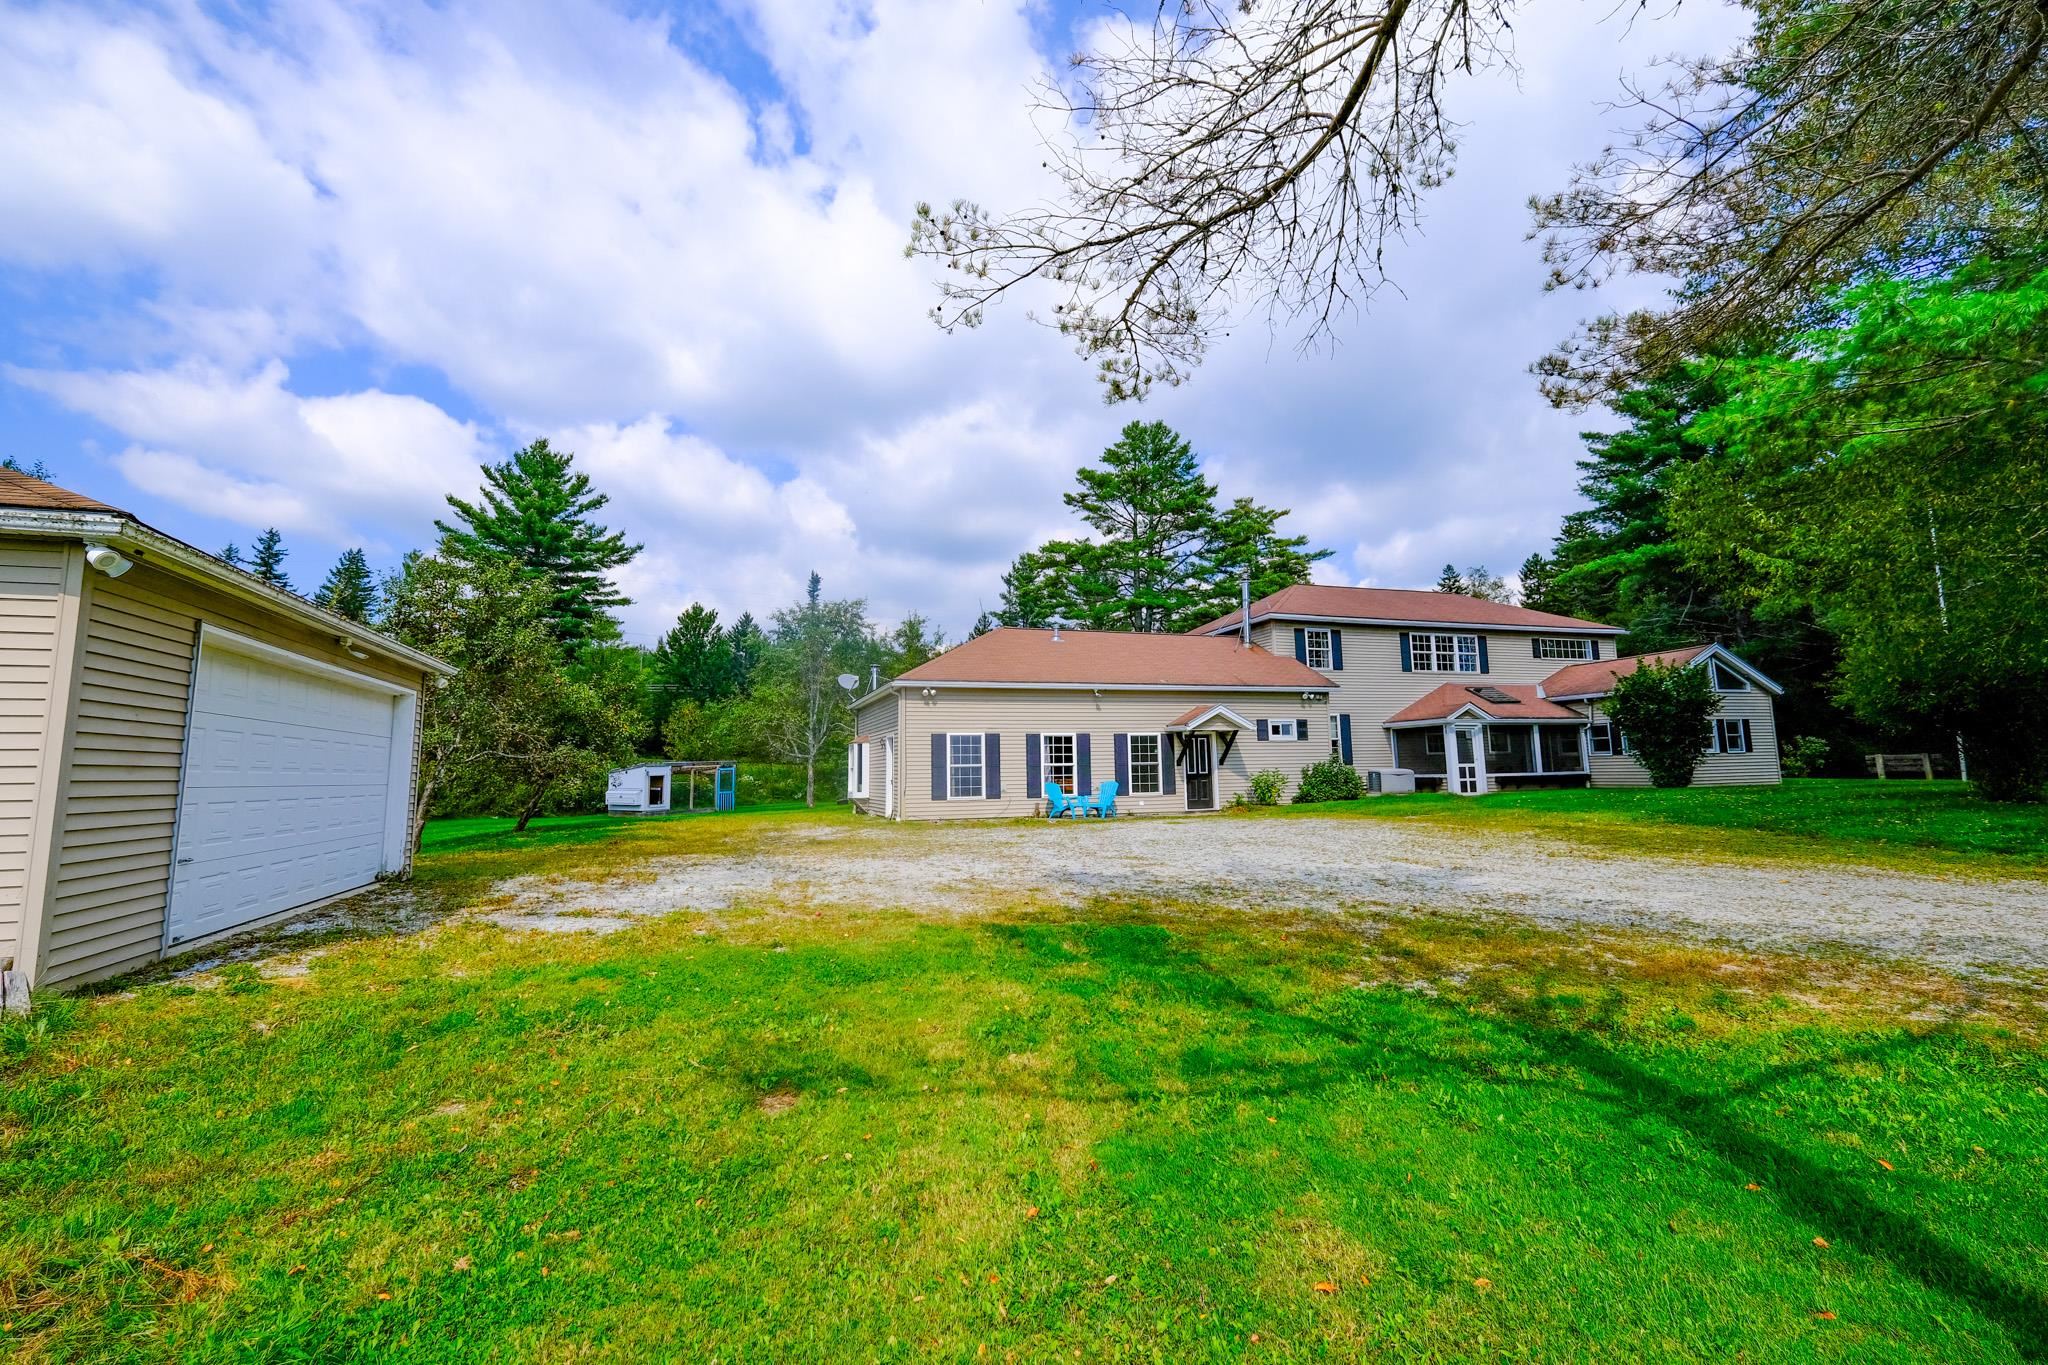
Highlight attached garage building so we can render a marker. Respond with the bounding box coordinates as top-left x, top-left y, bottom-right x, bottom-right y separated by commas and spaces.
0, 472, 451, 1001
